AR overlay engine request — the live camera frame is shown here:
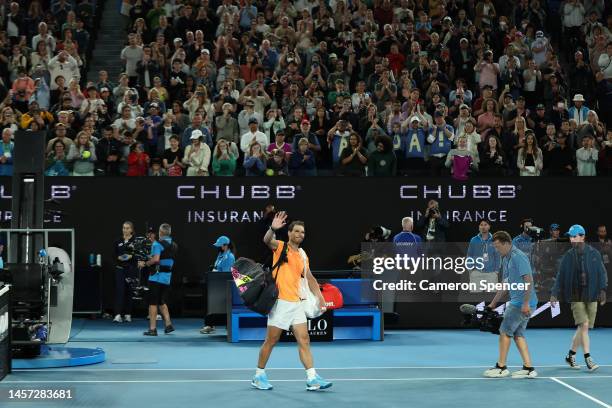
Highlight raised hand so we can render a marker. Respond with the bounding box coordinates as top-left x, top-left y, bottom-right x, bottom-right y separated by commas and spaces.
271, 211, 287, 231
